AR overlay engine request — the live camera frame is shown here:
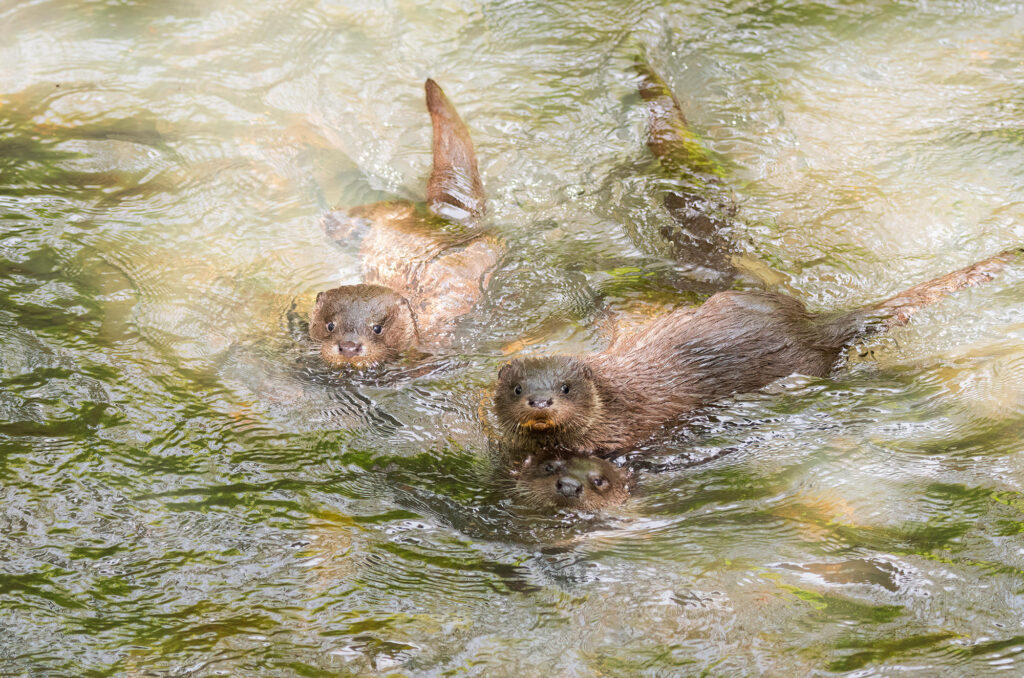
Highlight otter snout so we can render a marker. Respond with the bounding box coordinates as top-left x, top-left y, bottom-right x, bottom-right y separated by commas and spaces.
556, 476, 582, 498
336, 341, 363, 357
527, 395, 553, 409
